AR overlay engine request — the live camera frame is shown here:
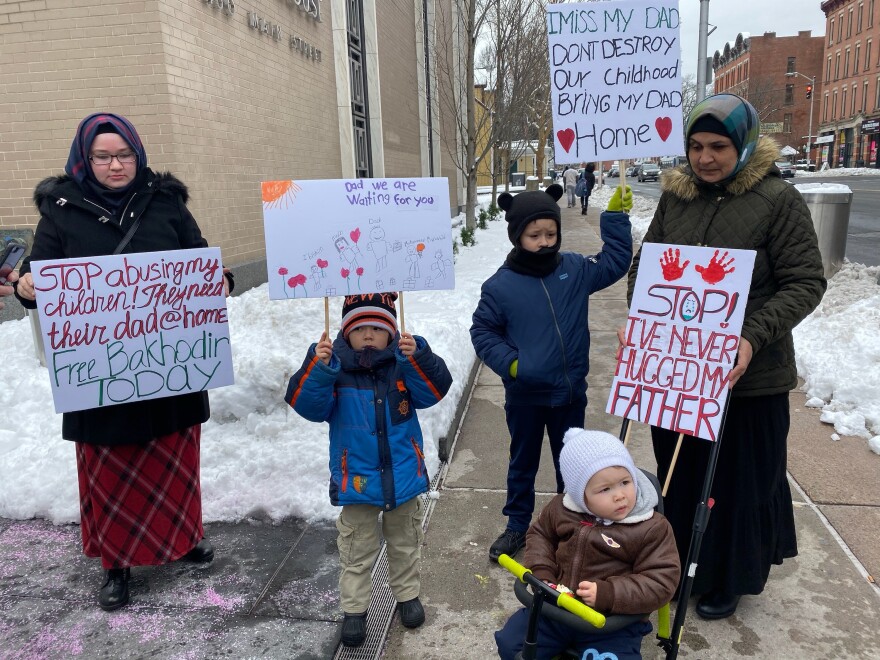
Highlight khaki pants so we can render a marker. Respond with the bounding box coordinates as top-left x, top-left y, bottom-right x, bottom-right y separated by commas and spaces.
336, 496, 424, 614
